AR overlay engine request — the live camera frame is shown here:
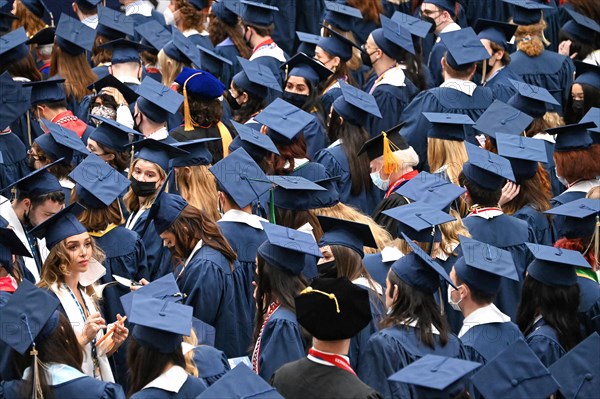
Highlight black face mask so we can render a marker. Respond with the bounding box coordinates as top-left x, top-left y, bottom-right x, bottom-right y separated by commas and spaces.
572, 99, 585, 114
317, 261, 337, 279
420, 15, 437, 34
129, 176, 157, 197
361, 50, 374, 68
27, 156, 37, 170
283, 91, 309, 109
132, 112, 142, 133
225, 90, 242, 111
